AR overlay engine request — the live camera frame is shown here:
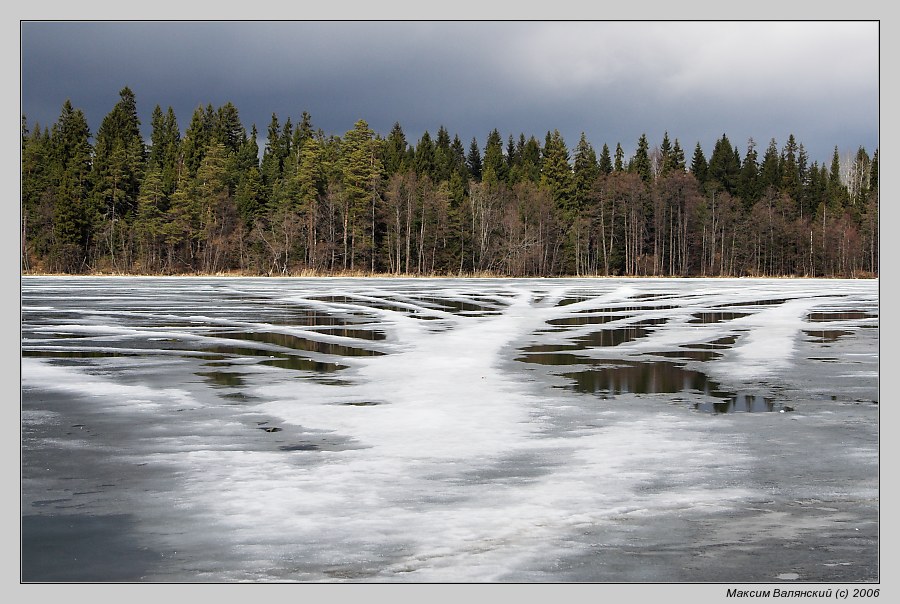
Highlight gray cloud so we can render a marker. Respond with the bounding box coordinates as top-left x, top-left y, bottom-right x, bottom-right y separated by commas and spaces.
21, 21, 878, 164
